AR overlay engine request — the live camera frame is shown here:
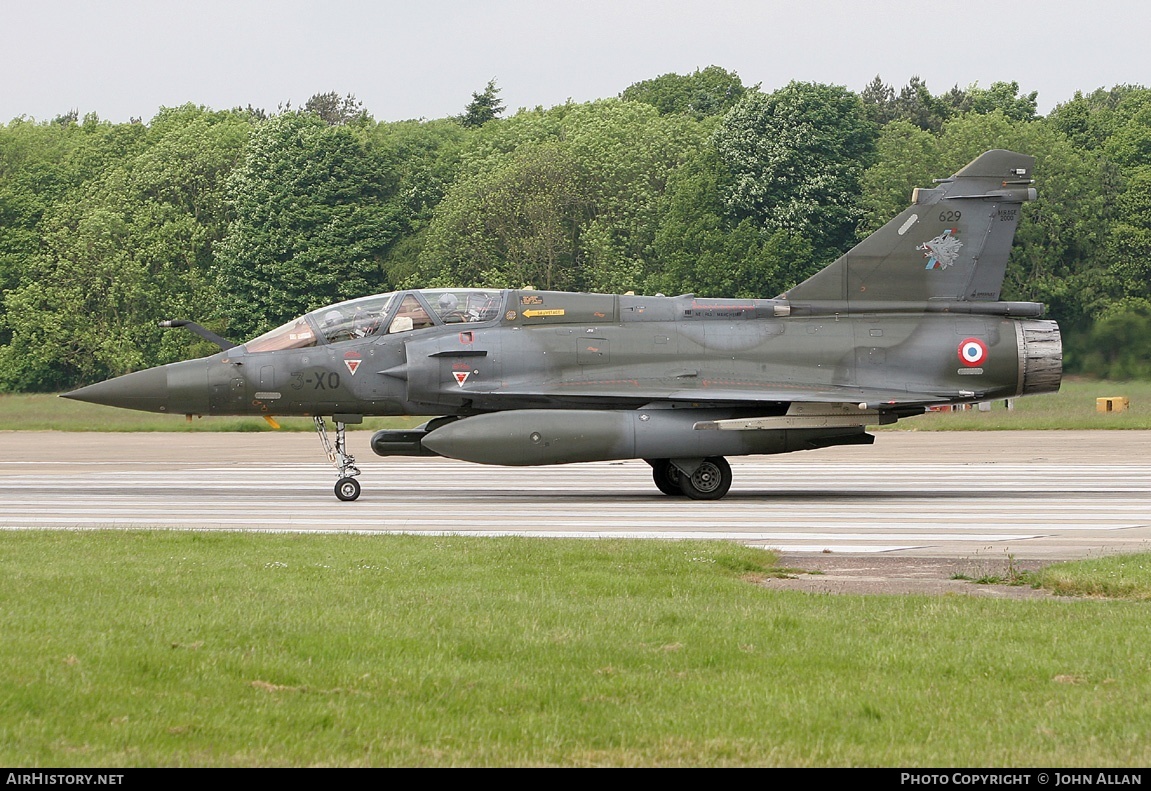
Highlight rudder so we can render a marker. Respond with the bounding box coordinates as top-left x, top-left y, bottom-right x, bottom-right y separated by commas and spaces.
780, 150, 1036, 305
